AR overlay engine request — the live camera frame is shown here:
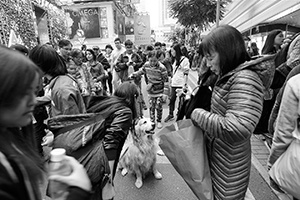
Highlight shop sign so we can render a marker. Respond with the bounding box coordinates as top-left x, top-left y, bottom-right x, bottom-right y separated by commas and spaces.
134, 14, 151, 45
65, 7, 101, 39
